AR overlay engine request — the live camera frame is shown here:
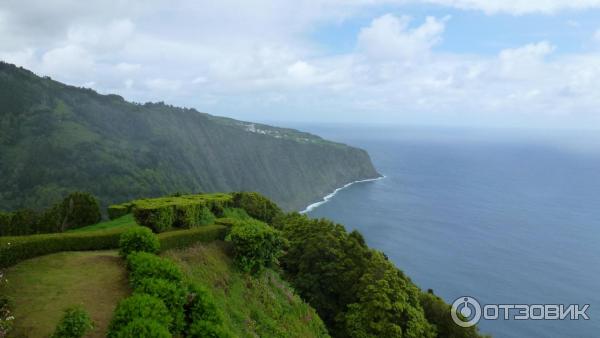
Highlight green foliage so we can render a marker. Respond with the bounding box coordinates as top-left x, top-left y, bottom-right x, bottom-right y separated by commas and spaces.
113, 319, 171, 338
187, 320, 232, 338
132, 194, 229, 232
164, 242, 330, 338
0, 228, 122, 268
231, 192, 282, 223
222, 207, 252, 221
0, 221, 227, 268
133, 278, 187, 334
50, 306, 94, 338
126, 252, 184, 288
419, 290, 483, 338
343, 252, 435, 338
277, 213, 436, 338
108, 203, 133, 220
0, 62, 379, 213
157, 225, 227, 251
0, 192, 101, 236
119, 227, 160, 257
107, 294, 172, 337
0, 293, 13, 337
186, 283, 222, 325
225, 219, 283, 273
57, 192, 101, 231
